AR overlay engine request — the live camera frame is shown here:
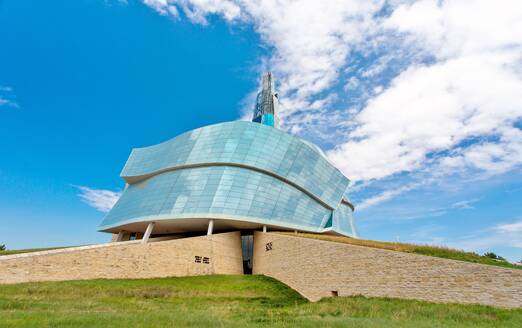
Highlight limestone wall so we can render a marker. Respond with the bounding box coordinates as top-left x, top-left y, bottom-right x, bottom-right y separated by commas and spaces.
0, 232, 243, 284
253, 232, 522, 308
